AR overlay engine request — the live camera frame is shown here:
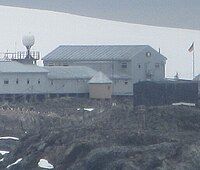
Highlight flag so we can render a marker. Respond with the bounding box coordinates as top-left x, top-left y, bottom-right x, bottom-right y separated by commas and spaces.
188, 42, 194, 52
